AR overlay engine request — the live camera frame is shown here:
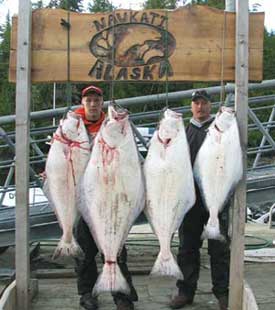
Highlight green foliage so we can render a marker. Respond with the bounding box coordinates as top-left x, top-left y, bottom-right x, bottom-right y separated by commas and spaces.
47, 0, 84, 12
189, 0, 225, 9
0, 13, 15, 117
143, 0, 180, 9
32, 0, 44, 9
47, 0, 59, 8
263, 30, 275, 80
87, 0, 114, 13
